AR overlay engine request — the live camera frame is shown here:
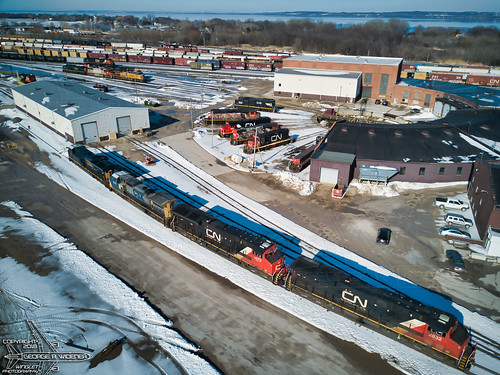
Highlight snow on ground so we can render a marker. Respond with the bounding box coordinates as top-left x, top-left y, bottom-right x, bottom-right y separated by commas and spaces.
0, 201, 218, 375
2, 106, 499, 375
